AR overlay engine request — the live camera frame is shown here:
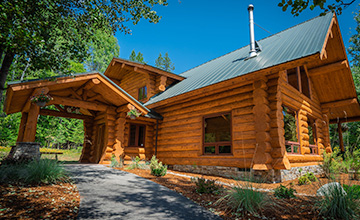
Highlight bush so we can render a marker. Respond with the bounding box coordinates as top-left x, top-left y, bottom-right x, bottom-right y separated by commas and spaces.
344, 149, 360, 180
344, 184, 360, 199
319, 149, 344, 179
126, 156, 147, 170
191, 177, 220, 194
217, 183, 270, 216
110, 155, 123, 168
298, 172, 317, 185
274, 184, 296, 199
0, 159, 68, 184
316, 183, 360, 220
149, 156, 167, 177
